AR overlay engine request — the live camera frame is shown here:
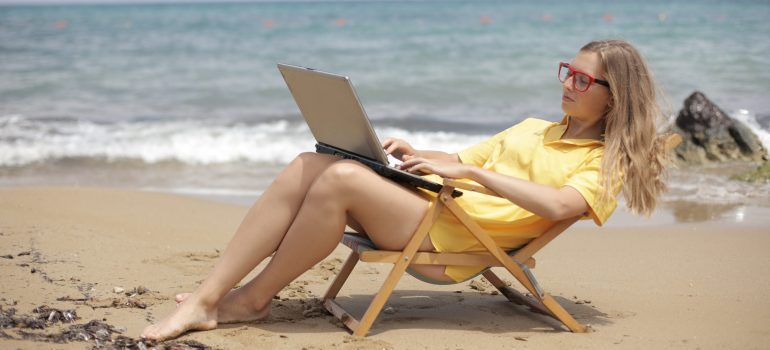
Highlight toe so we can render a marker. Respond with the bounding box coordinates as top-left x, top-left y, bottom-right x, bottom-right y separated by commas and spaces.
175, 293, 191, 303
141, 325, 157, 339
